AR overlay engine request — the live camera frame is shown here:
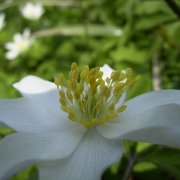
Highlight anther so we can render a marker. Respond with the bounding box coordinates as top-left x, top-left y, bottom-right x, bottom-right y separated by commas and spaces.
55, 63, 138, 128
